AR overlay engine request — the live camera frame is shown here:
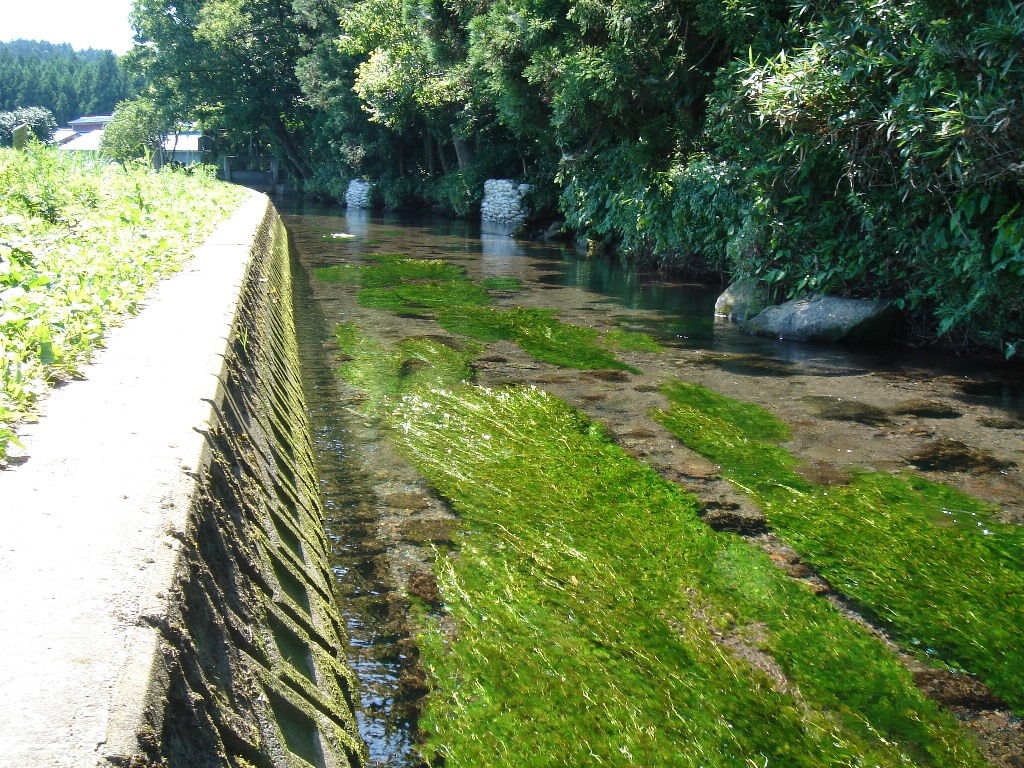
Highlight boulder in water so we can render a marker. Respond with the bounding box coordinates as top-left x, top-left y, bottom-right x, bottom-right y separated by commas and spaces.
714, 277, 771, 322
742, 293, 899, 343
